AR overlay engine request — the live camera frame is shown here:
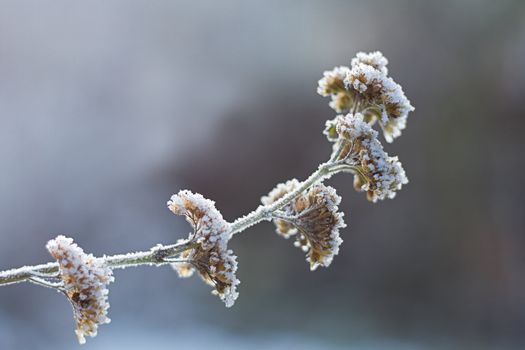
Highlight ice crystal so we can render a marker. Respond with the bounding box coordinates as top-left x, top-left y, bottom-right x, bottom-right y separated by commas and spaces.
47, 235, 114, 345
